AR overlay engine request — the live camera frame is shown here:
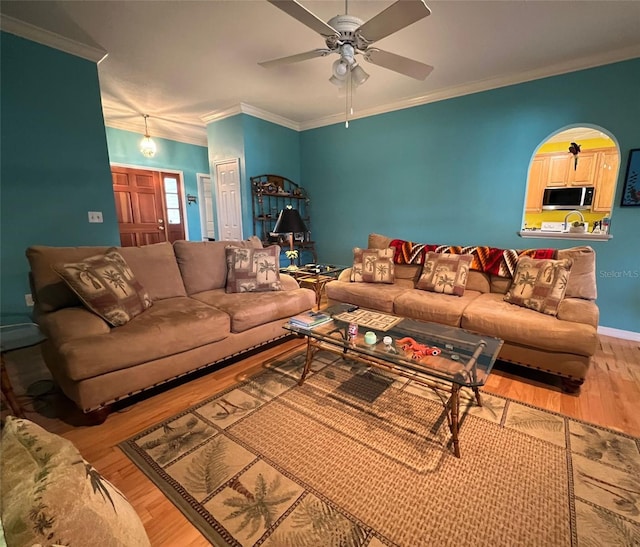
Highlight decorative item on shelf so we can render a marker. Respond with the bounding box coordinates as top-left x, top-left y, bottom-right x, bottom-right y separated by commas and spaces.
568, 142, 581, 170
186, 194, 197, 205
273, 206, 307, 270
139, 114, 156, 158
